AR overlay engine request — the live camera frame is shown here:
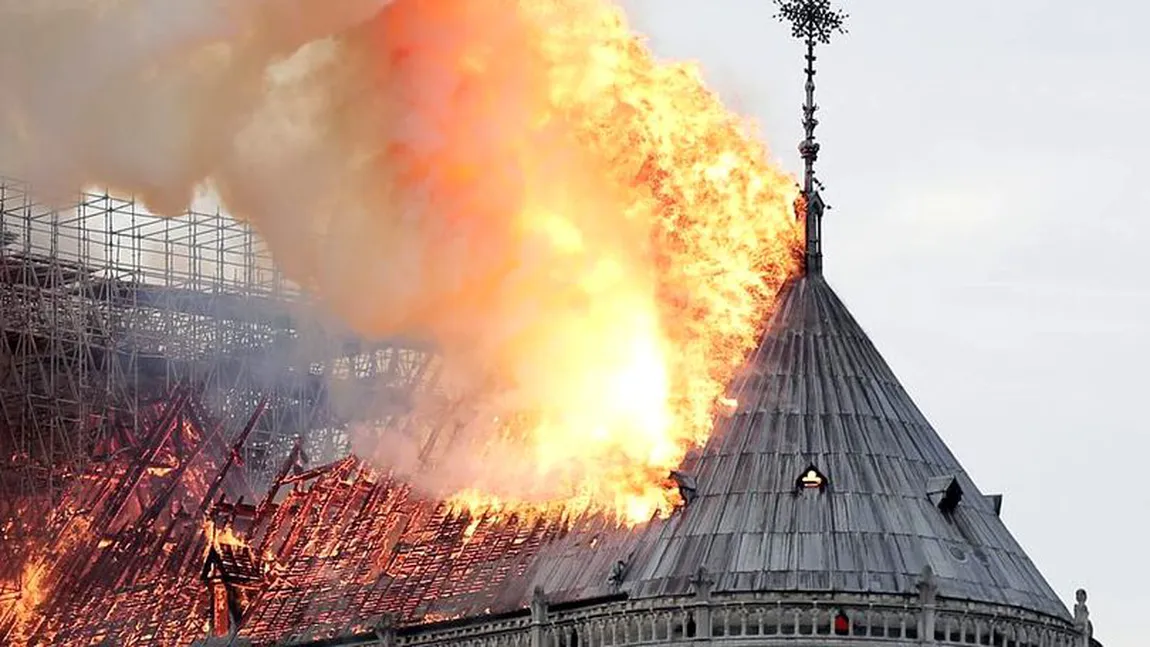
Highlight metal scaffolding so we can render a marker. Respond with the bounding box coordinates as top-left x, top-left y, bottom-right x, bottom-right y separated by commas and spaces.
0, 176, 440, 505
